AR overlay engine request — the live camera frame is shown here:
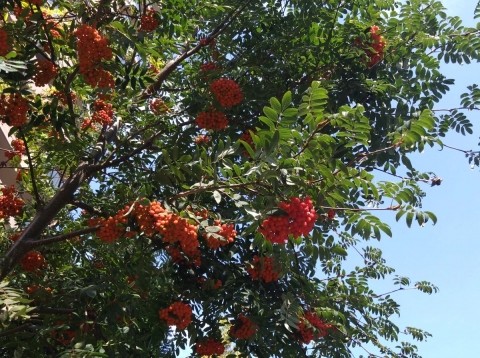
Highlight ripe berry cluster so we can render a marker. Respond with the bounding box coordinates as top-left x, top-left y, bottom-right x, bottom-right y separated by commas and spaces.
195, 110, 228, 130
366, 26, 386, 67
210, 78, 244, 108
20, 251, 45, 272
33, 58, 58, 87
204, 220, 236, 249
0, 93, 29, 127
0, 28, 9, 56
53, 91, 76, 106
200, 62, 217, 73
140, 9, 160, 32
92, 99, 114, 126
259, 196, 317, 244
134, 201, 200, 264
158, 301, 192, 330
297, 311, 333, 344
43, 12, 62, 39
50, 326, 76, 347
88, 206, 131, 243
246, 255, 279, 283
229, 314, 257, 339
8, 232, 21, 242
195, 338, 225, 356
150, 98, 169, 115
5, 138, 26, 161
0, 186, 24, 219
74, 24, 114, 88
